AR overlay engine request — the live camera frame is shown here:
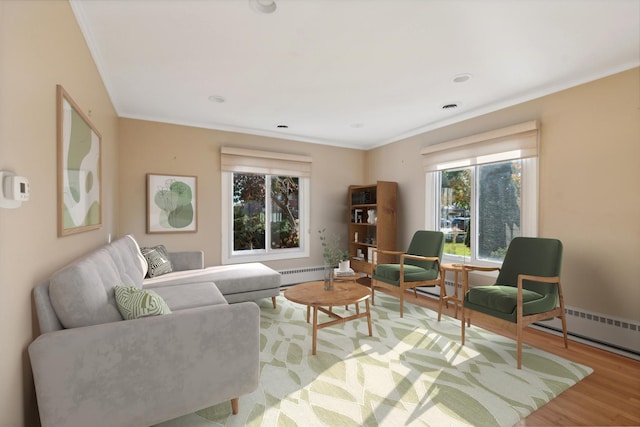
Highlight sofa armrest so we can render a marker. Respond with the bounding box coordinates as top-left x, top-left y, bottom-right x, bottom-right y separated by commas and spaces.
29, 302, 259, 427
169, 250, 204, 271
